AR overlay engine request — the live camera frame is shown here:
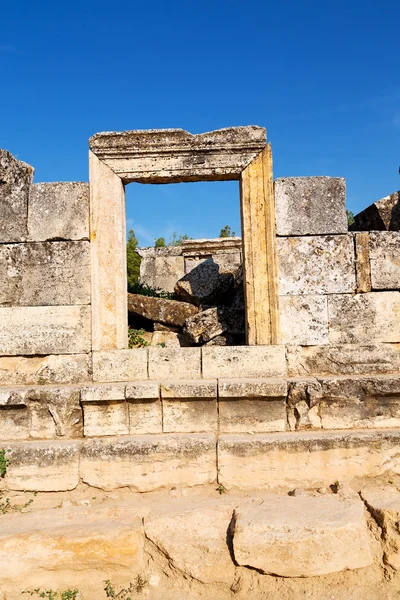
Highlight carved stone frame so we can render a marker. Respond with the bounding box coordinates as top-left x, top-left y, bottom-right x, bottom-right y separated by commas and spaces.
88, 127, 280, 350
